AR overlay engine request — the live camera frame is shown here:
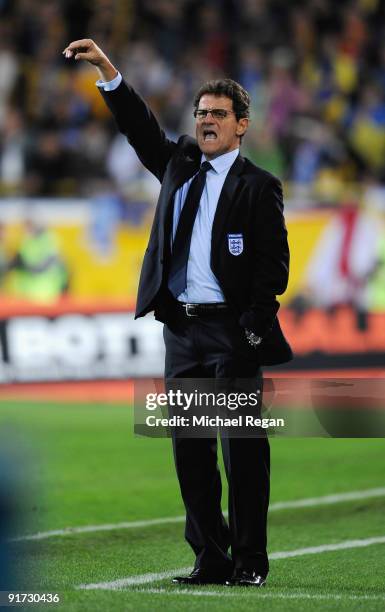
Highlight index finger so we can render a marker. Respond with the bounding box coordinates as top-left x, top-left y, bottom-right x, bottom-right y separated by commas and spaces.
65, 39, 93, 51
